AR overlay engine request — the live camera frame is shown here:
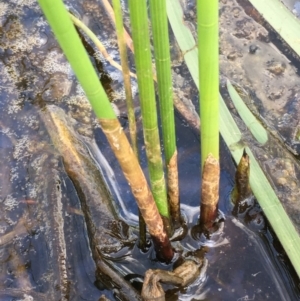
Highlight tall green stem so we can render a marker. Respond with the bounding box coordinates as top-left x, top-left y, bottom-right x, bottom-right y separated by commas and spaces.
149, 0, 180, 226
128, 0, 171, 233
38, 0, 173, 262
198, 0, 219, 168
198, 0, 220, 231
